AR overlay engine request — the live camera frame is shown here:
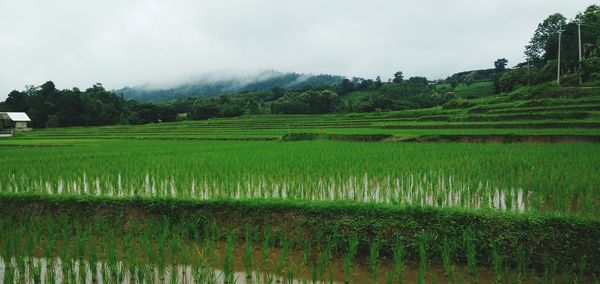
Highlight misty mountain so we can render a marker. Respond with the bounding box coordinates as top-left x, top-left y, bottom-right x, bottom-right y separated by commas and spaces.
116, 71, 345, 103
